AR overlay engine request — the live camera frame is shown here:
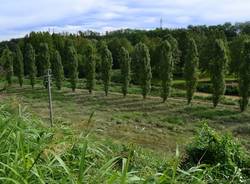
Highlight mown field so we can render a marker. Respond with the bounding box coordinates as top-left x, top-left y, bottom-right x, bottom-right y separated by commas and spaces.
1, 78, 250, 153
1, 78, 250, 183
